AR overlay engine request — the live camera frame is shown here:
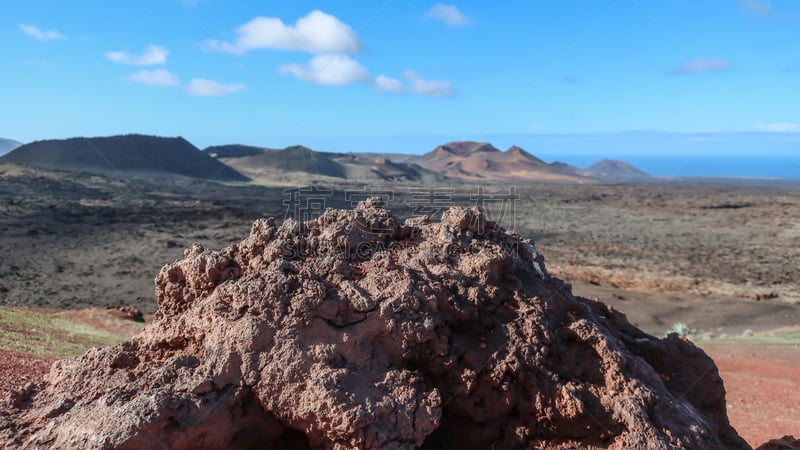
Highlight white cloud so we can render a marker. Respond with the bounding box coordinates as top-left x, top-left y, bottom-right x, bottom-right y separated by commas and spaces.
106, 45, 169, 66
206, 10, 363, 55
673, 58, 730, 75
280, 54, 370, 85
755, 123, 800, 132
373, 70, 454, 97
186, 78, 247, 96
425, 4, 472, 27
126, 69, 180, 86
19, 24, 66, 41
404, 71, 454, 97
741, 0, 774, 17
